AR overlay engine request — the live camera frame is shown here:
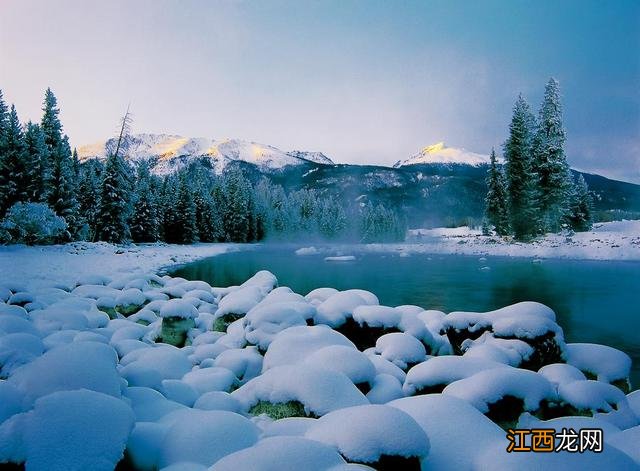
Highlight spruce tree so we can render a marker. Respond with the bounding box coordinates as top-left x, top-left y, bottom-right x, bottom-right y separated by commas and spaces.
504, 95, 539, 240
23, 122, 49, 202
94, 152, 132, 243
0, 105, 28, 216
221, 166, 253, 242
76, 159, 103, 240
130, 162, 160, 242
194, 189, 222, 242
41, 89, 78, 234
0, 90, 9, 156
175, 177, 198, 244
534, 78, 572, 232
484, 148, 509, 235
568, 174, 593, 232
